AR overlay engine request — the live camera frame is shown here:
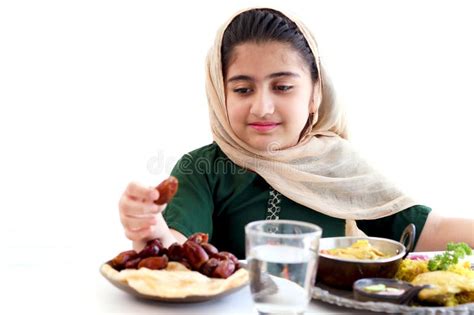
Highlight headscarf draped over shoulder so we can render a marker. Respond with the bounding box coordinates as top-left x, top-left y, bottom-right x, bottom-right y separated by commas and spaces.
205, 7, 416, 236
